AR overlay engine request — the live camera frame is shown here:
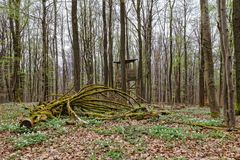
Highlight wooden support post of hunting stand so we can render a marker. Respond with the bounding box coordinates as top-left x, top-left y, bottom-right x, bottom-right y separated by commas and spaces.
114, 59, 138, 94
